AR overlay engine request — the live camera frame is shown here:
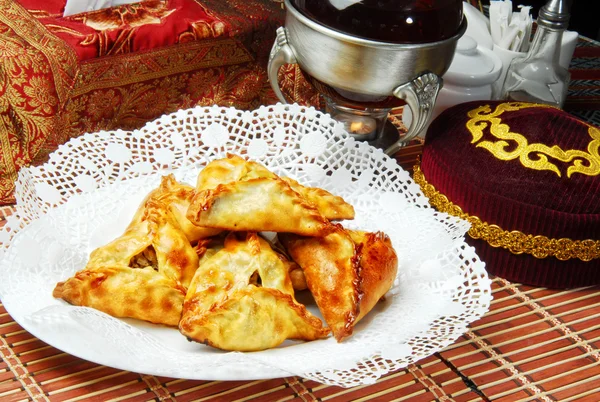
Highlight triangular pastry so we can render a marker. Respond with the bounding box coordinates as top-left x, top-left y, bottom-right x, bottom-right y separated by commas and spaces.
280, 227, 398, 341
150, 175, 222, 242
53, 175, 207, 326
179, 232, 329, 351
189, 155, 354, 229
187, 177, 336, 236
195, 153, 276, 190
281, 177, 354, 221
